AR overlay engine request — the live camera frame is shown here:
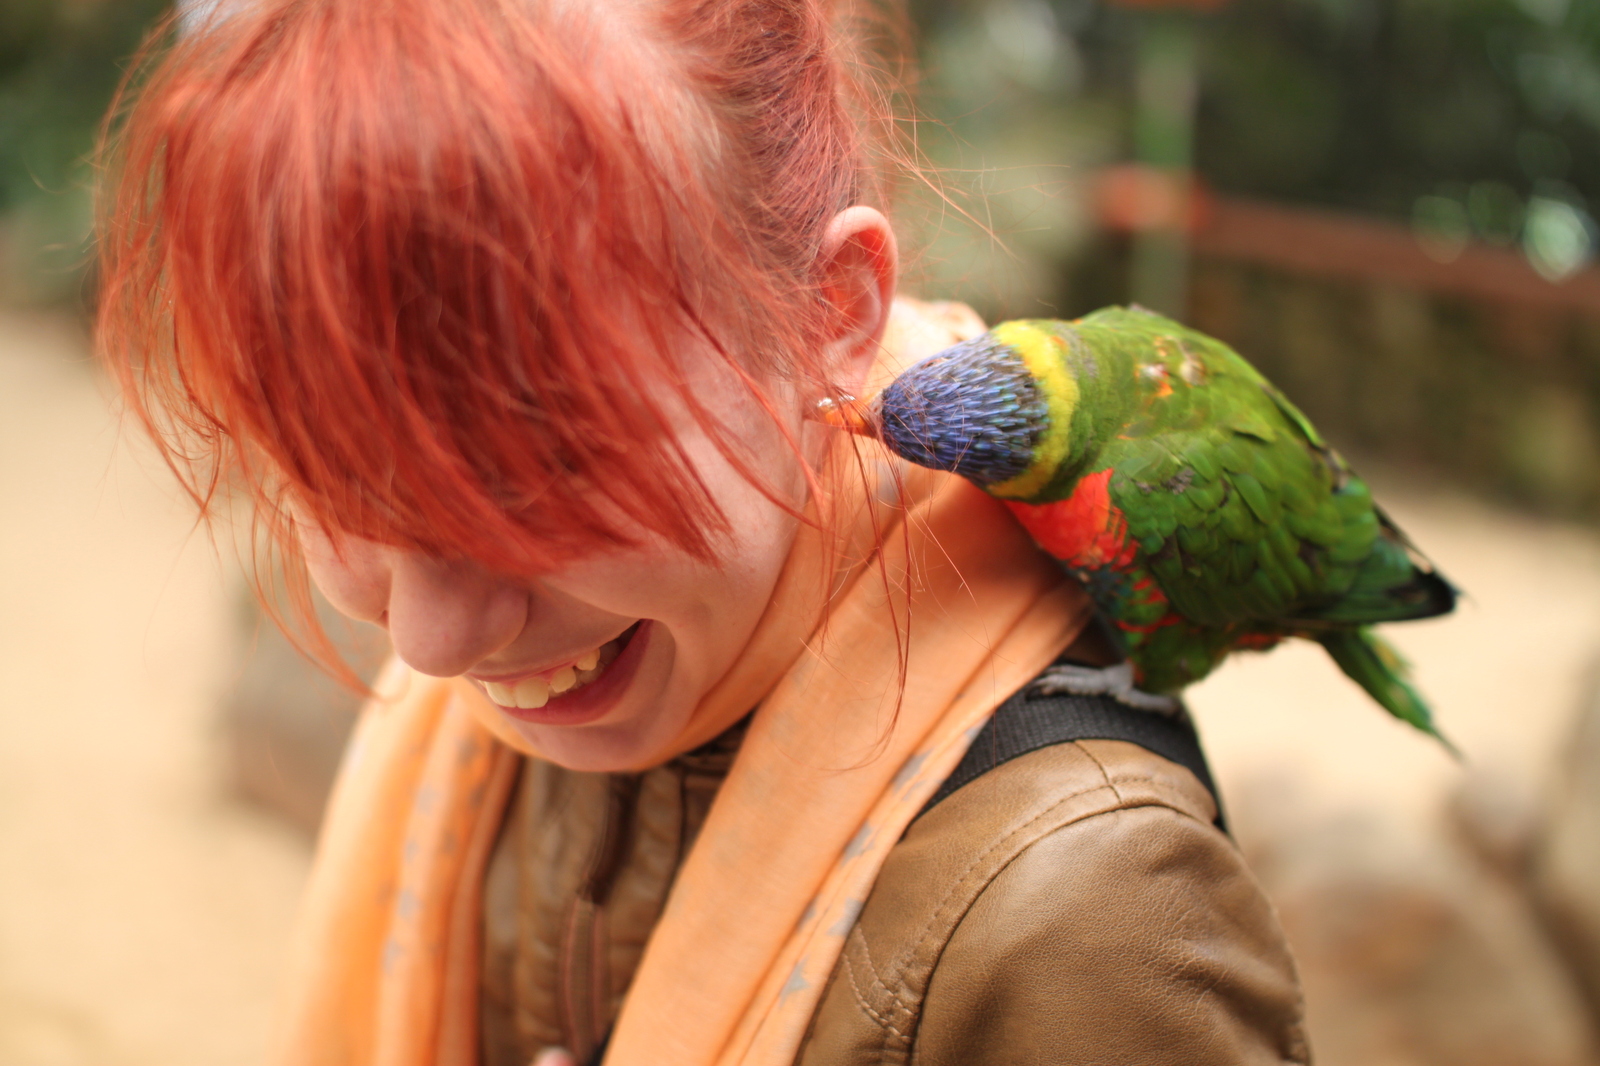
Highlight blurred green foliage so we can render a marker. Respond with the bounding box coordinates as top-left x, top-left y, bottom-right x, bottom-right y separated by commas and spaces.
905, 0, 1599, 312
910, 0, 1600, 211
0, 0, 171, 304
1193, 0, 1599, 219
